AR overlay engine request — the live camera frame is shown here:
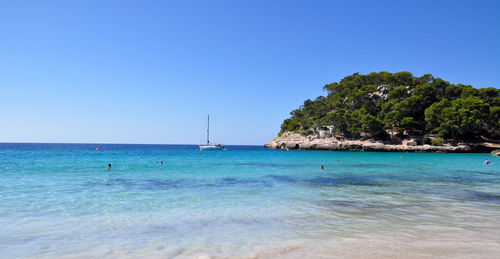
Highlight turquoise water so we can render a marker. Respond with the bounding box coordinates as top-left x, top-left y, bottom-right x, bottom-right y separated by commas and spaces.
1, 143, 500, 258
